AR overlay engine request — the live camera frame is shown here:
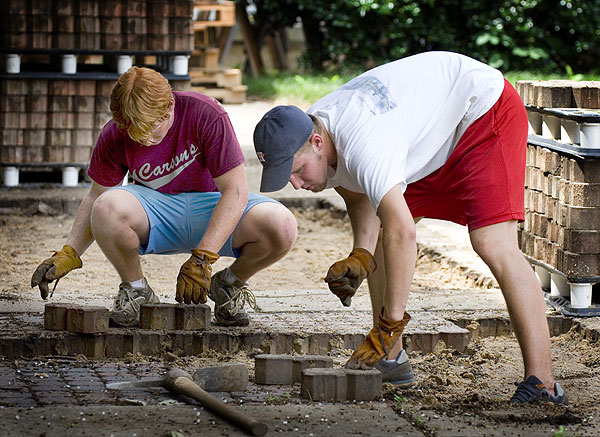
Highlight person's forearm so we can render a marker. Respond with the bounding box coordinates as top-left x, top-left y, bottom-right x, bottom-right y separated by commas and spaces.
382, 223, 416, 321
195, 188, 246, 253
65, 192, 98, 256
